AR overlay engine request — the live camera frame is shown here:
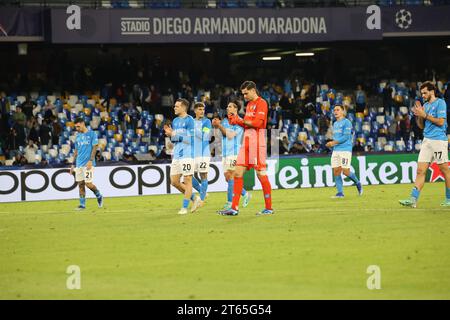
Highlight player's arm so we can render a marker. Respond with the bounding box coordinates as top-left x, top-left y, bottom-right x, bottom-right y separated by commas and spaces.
221, 125, 238, 139
195, 119, 211, 141
232, 126, 244, 140
424, 114, 445, 127
225, 128, 238, 139
213, 118, 237, 139
204, 119, 212, 141
194, 124, 204, 140
164, 124, 182, 142
417, 100, 446, 127
183, 118, 195, 145
86, 145, 97, 170
415, 116, 424, 129
171, 133, 183, 143
216, 122, 228, 136
230, 104, 267, 129
412, 101, 427, 129
243, 116, 265, 129
70, 148, 77, 174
